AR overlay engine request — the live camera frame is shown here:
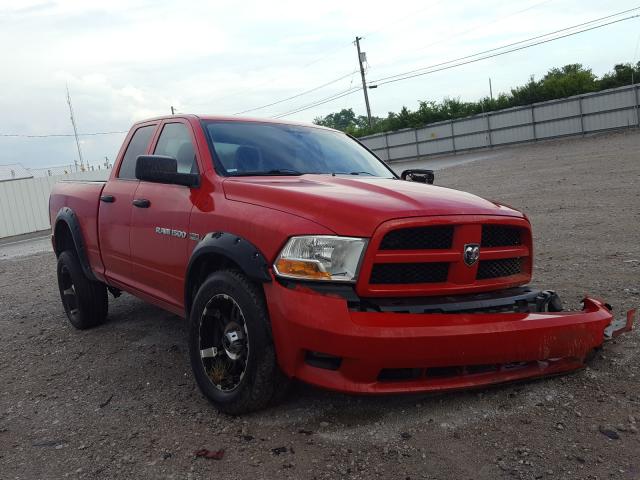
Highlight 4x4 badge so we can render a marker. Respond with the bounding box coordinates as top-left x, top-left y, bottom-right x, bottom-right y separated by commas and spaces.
463, 243, 480, 267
